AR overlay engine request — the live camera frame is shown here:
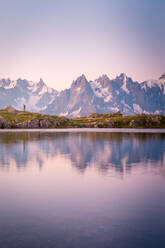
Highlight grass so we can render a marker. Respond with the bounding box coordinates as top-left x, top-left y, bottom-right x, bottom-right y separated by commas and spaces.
72, 115, 165, 128
0, 108, 165, 128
